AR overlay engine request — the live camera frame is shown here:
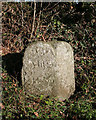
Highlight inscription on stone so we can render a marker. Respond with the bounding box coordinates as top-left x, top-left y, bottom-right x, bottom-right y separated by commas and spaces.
22, 41, 75, 101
